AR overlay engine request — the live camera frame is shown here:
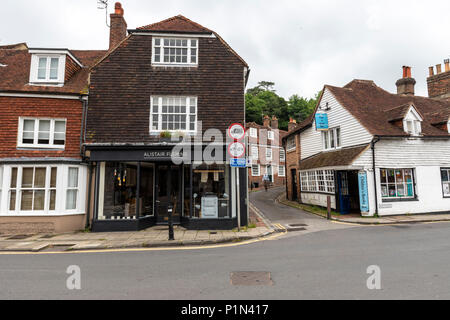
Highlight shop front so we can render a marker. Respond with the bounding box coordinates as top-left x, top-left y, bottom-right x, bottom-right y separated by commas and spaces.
88, 146, 246, 232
